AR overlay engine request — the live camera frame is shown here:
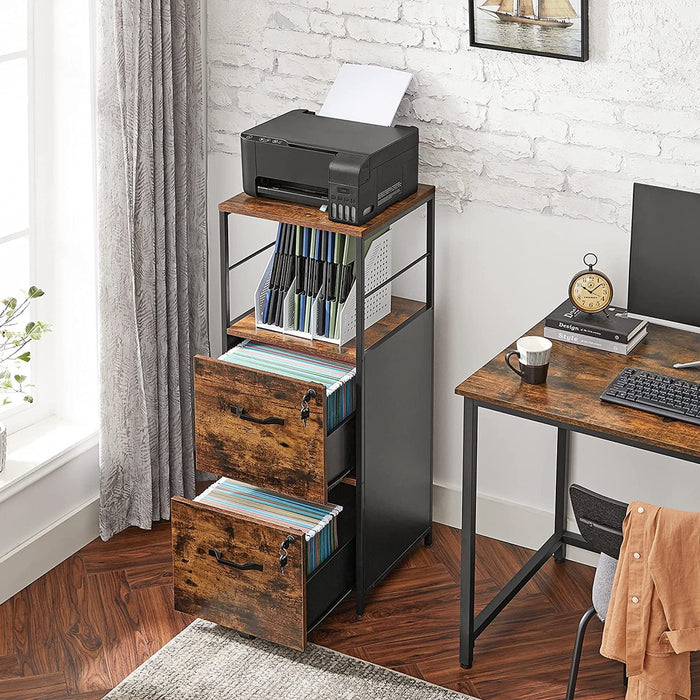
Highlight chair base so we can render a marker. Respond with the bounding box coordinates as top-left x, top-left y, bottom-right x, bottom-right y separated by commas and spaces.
565, 606, 597, 700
